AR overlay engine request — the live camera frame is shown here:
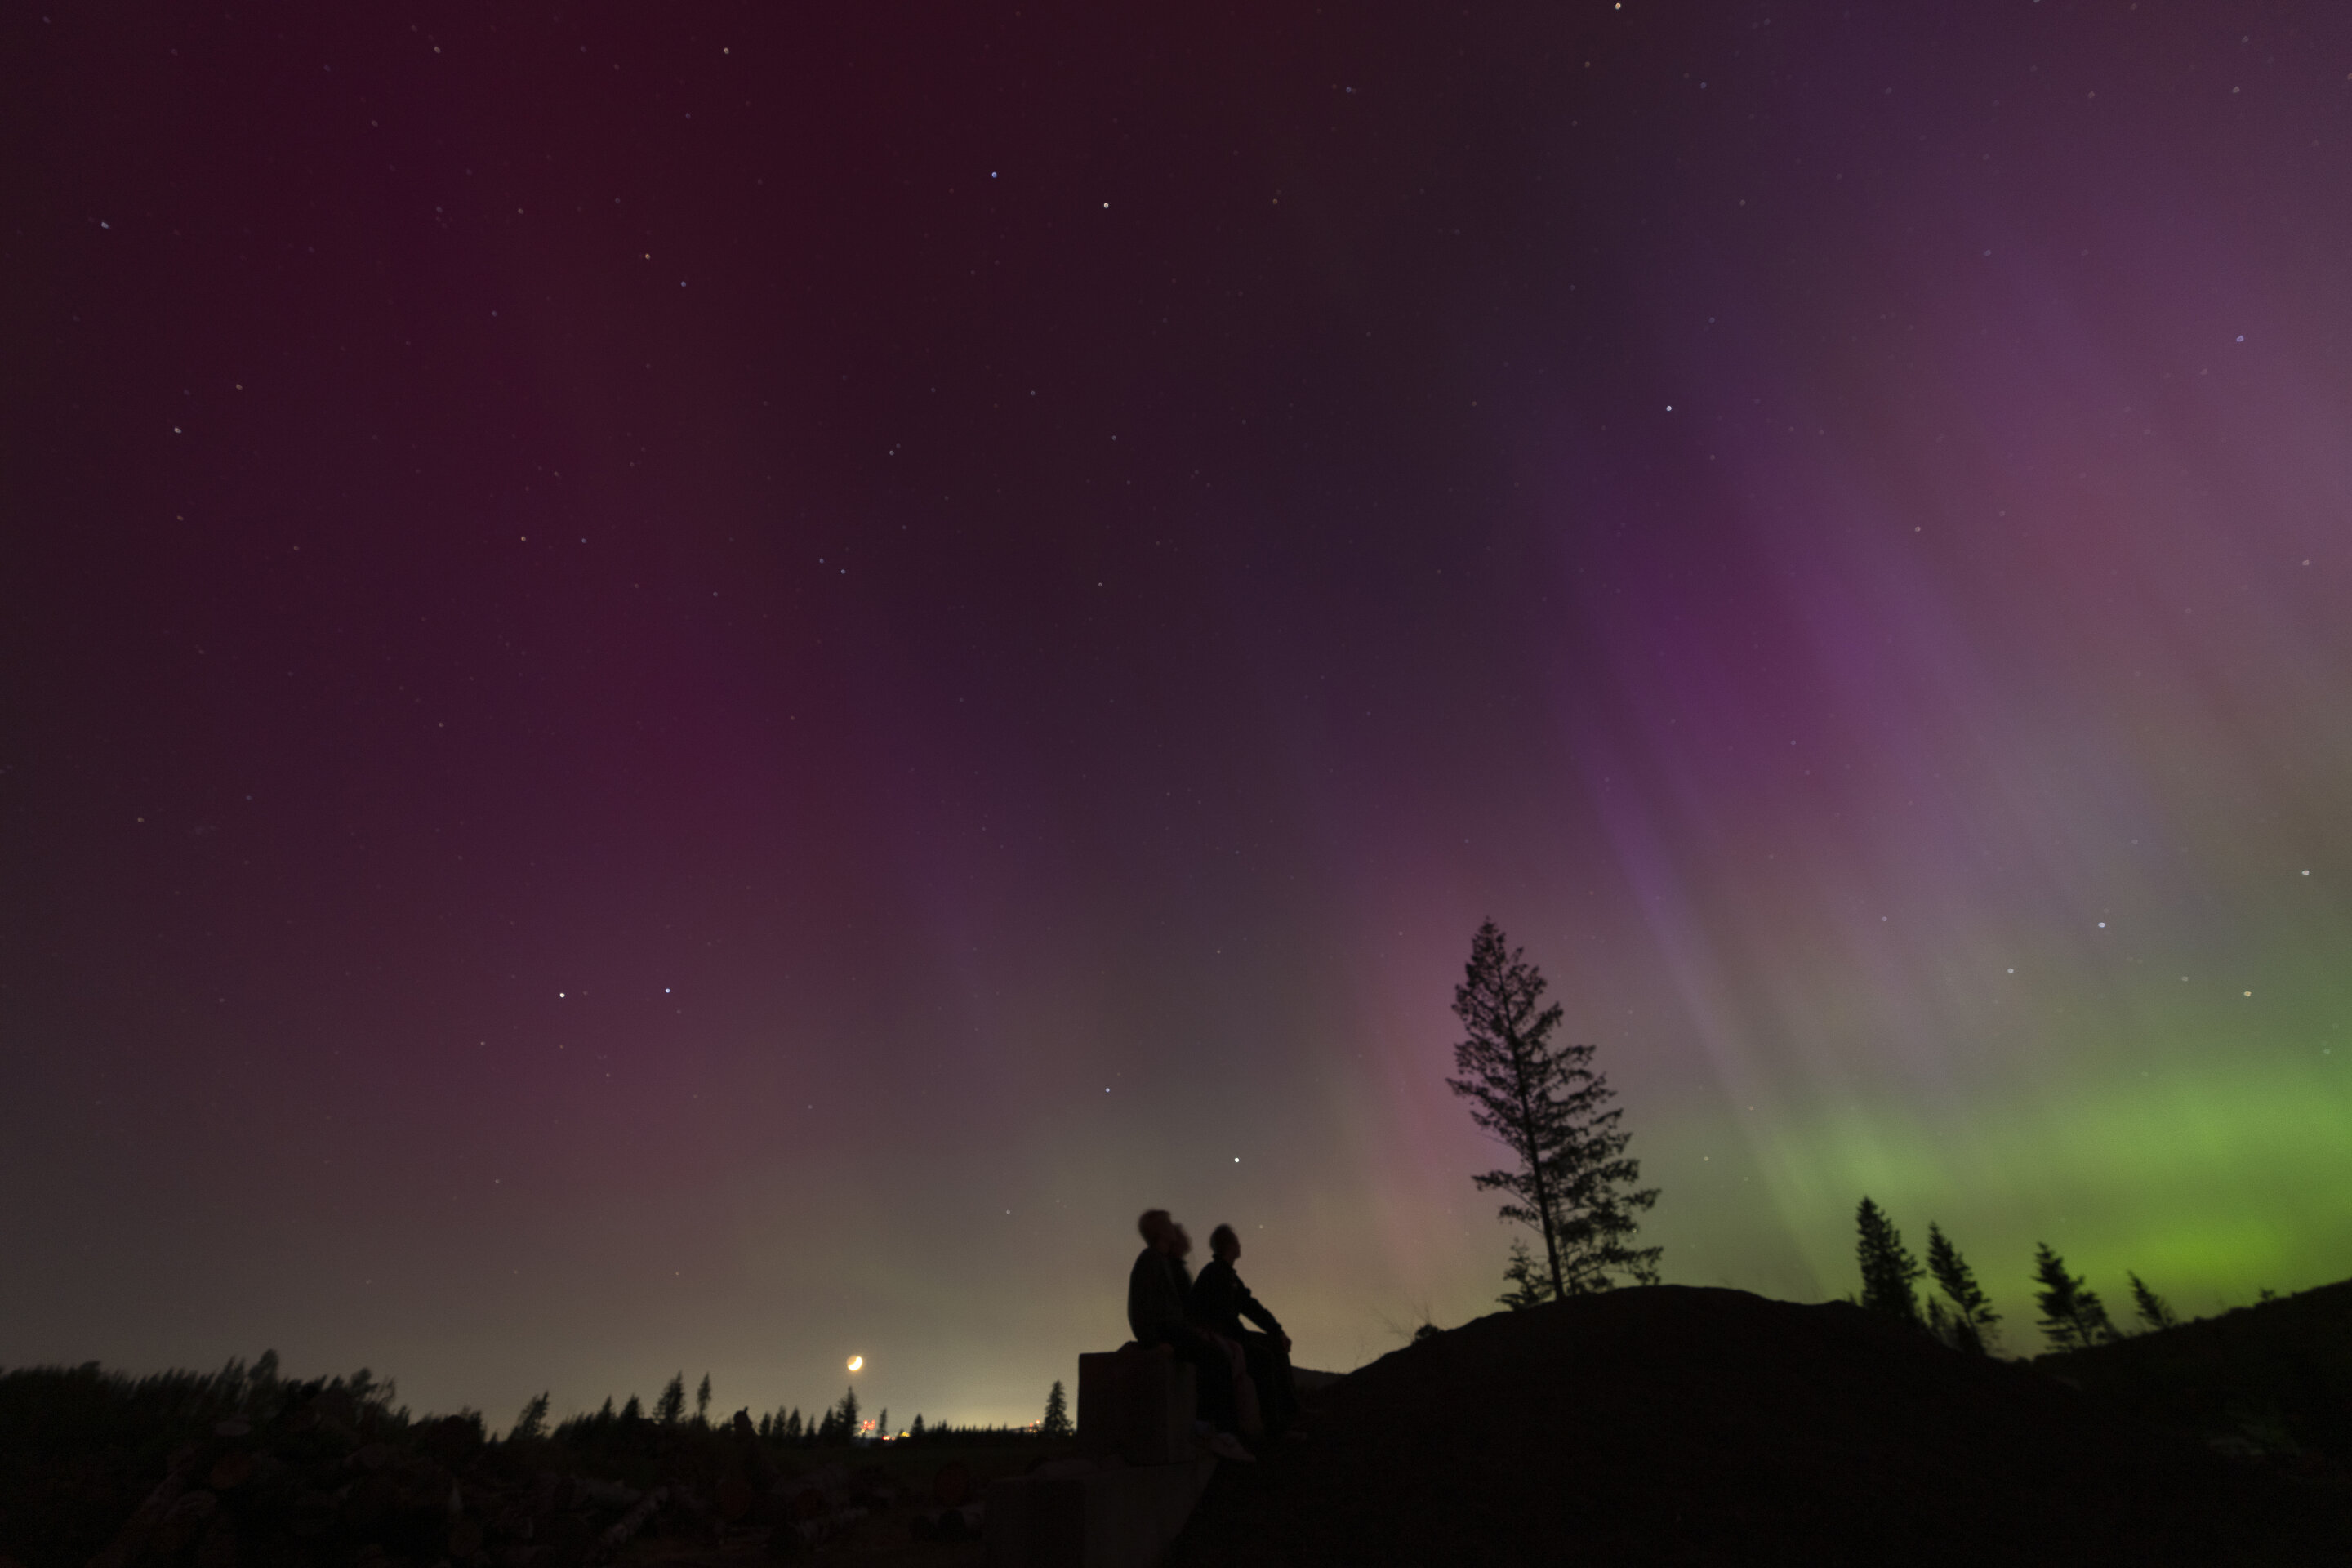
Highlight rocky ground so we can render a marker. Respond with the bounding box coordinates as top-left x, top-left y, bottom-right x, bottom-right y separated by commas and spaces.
1169, 1285, 2352, 1566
